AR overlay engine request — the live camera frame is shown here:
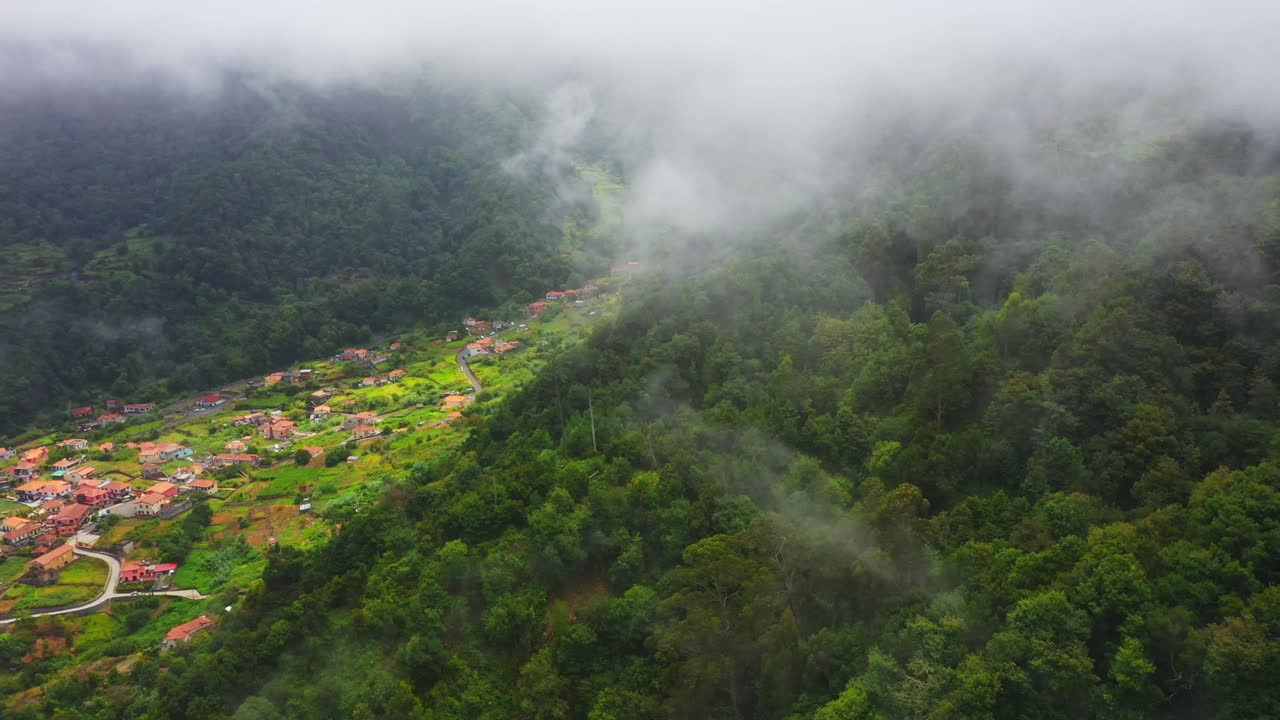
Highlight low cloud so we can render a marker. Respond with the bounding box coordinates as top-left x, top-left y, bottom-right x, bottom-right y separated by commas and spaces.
4, 1, 1280, 241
